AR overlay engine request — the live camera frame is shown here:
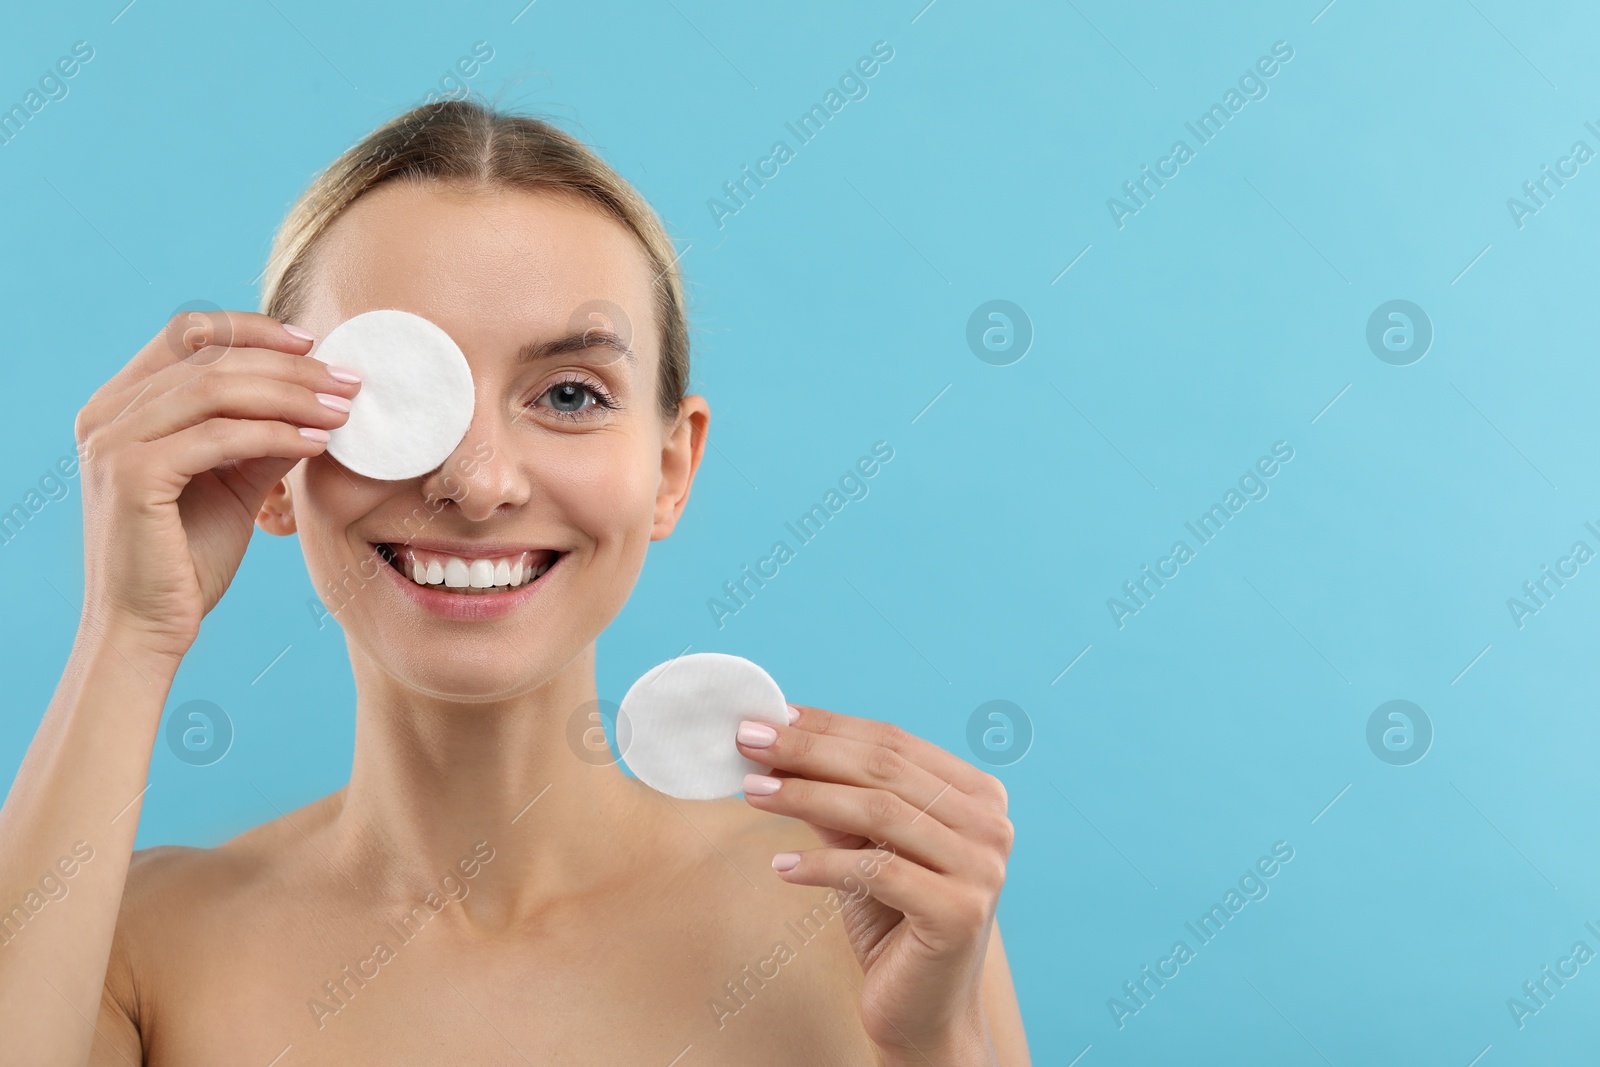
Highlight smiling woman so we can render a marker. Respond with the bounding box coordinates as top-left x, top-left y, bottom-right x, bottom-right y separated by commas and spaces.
0, 98, 1027, 1065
